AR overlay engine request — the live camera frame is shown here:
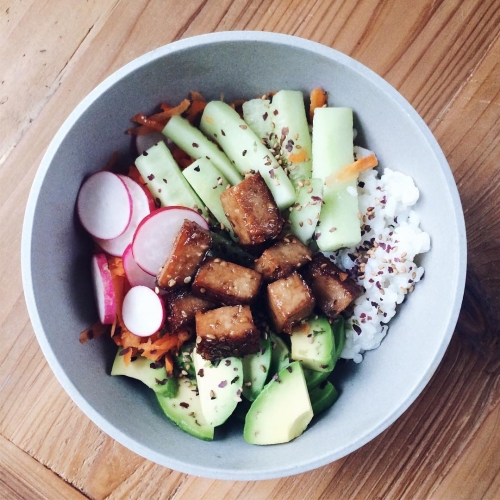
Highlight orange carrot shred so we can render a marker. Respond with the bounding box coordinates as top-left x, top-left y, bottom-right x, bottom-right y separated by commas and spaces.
165, 353, 175, 377
190, 91, 206, 102
288, 149, 308, 164
172, 145, 193, 169
102, 151, 119, 172
79, 321, 110, 344
325, 153, 379, 186
128, 165, 145, 185
309, 88, 328, 122
130, 114, 165, 131
185, 99, 207, 123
